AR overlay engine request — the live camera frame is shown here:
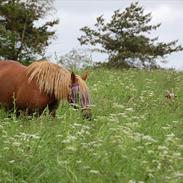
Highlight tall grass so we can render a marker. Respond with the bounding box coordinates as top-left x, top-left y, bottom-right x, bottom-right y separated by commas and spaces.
0, 68, 183, 183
